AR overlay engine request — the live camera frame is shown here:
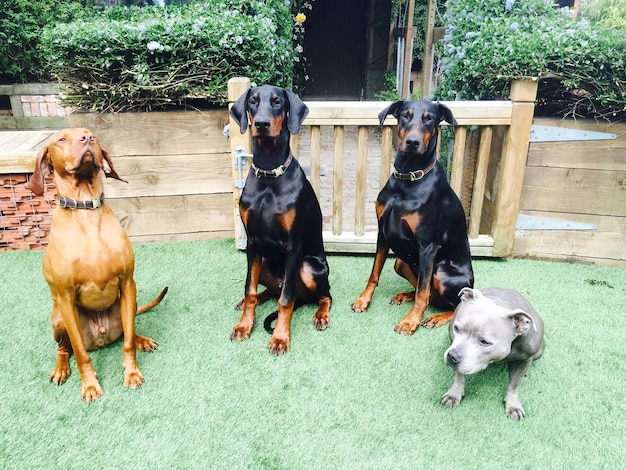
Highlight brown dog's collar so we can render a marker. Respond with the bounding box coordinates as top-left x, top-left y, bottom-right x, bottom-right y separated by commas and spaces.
251, 153, 293, 178
393, 159, 437, 182
57, 193, 104, 210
